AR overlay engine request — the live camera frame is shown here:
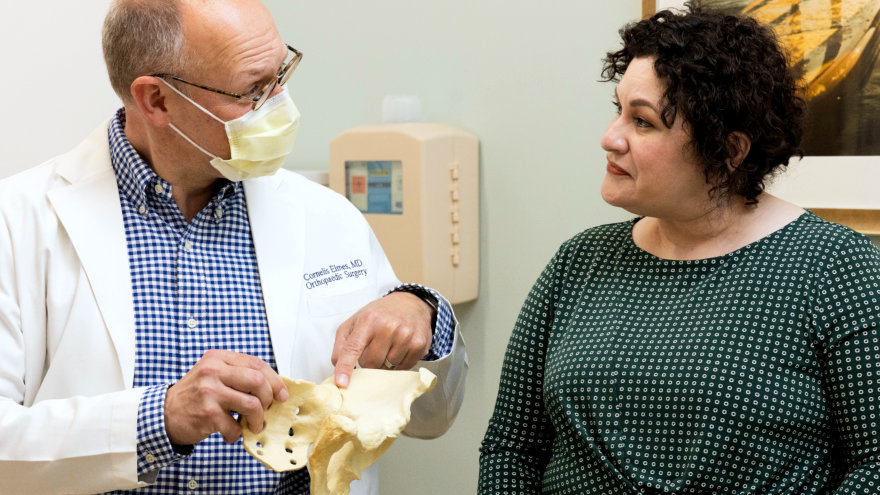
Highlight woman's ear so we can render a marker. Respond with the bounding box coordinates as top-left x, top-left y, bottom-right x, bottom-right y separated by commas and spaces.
725, 131, 752, 171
